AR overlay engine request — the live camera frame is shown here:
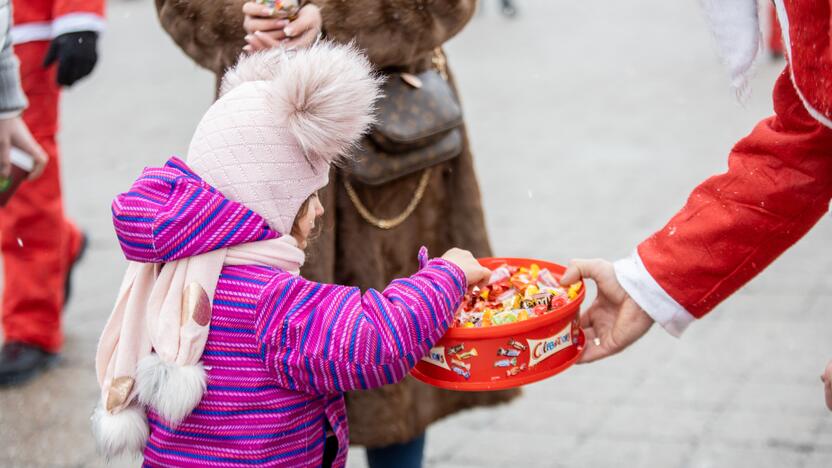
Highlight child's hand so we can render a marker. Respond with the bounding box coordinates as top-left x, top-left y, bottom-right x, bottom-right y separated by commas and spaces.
242, 3, 322, 53
441, 248, 491, 287
822, 361, 832, 411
